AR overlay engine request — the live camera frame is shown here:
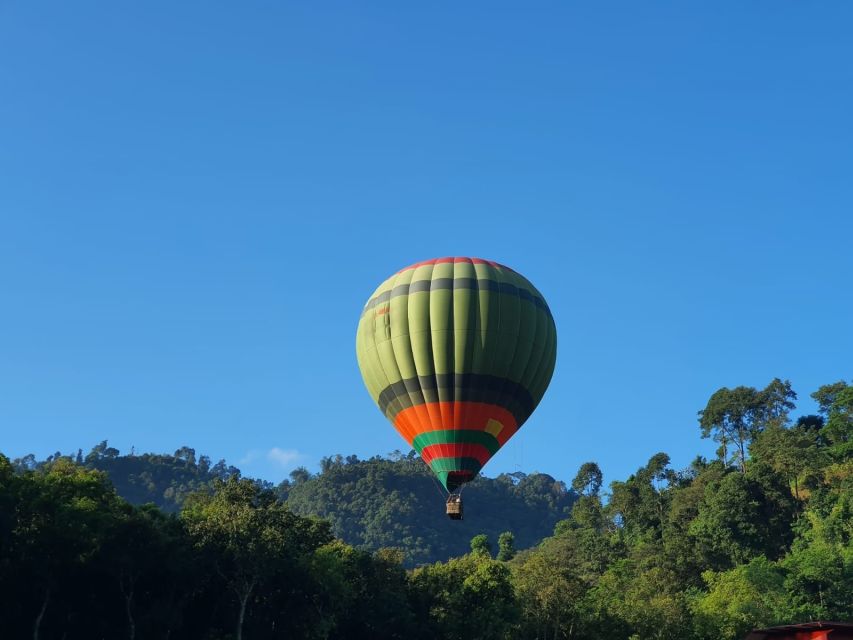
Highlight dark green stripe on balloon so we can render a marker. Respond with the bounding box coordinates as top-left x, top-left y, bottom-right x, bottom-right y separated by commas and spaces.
362, 278, 552, 317
377, 373, 534, 424
431, 460, 482, 491
429, 457, 483, 474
